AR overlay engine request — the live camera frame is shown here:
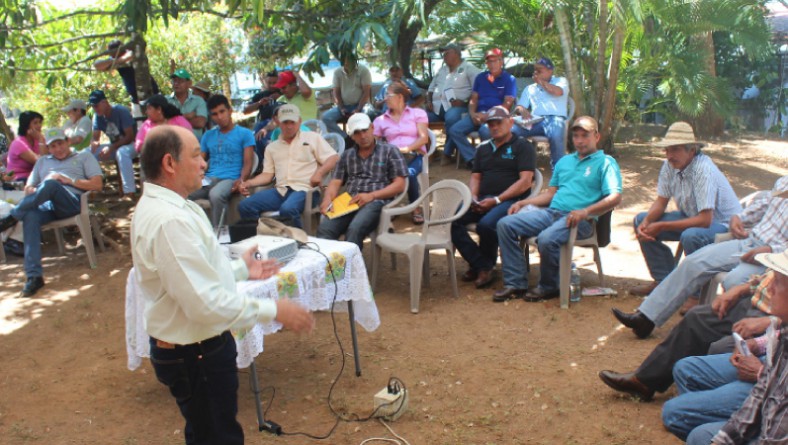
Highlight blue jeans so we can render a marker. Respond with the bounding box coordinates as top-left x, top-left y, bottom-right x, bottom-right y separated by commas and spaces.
516, 116, 567, 169
188, 178, 235, 227
687, 421, 745, 445
428, 106, 467, 157
639, 237, 767, 327
11, 179, 81, 278
406, 155, 423, 204
662, 354, 758, 440
93, 143, 137, 194
634, 211, 730, 282
448, 115, 481, 163
497, 207, 592, 291
149, 331, 243, 445
321, 104, 357, 138
237, 188, 307, 228
450, 198, 515, 272
316, 200, 385, 250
